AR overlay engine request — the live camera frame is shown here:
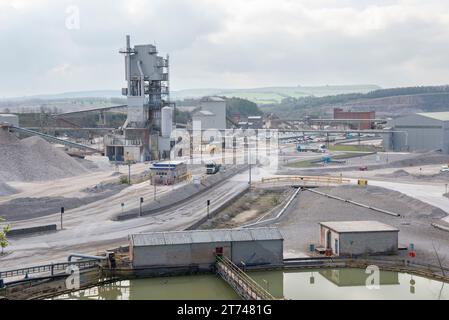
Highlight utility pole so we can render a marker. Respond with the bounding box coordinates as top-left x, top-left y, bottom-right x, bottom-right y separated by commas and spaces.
139, 197, 144, 217
248, 149, 252, 185
207, 200, 210, 219
60, 207, 64, 230
128, 160, 131, 185
153, 175, 157, 201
